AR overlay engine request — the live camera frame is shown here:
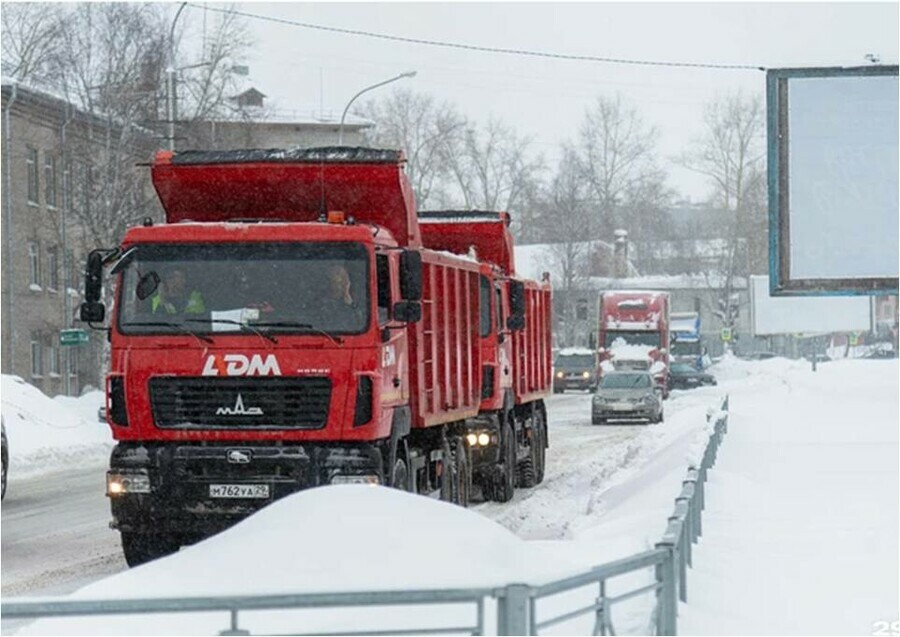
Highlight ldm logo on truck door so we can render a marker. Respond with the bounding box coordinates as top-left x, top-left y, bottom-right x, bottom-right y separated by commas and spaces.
202, 354, 282, 376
